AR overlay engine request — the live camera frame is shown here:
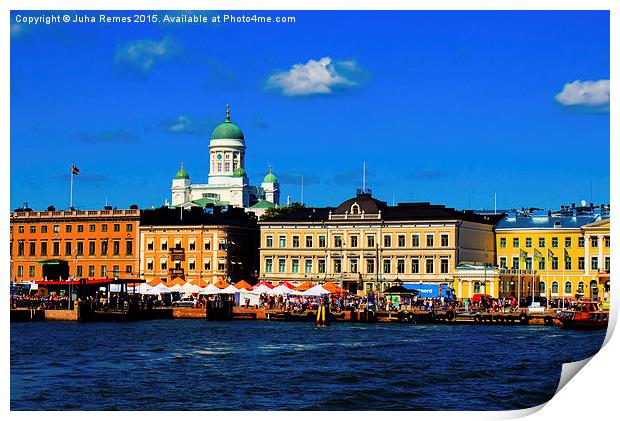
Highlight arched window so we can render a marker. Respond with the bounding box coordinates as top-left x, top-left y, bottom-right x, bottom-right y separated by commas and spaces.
565, 281, 572, 294
578, 281, 585, 293
539, 281, 546, 293
474, 282, 481, 294
351, 203, 360, 214
551, 281, 559, 294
